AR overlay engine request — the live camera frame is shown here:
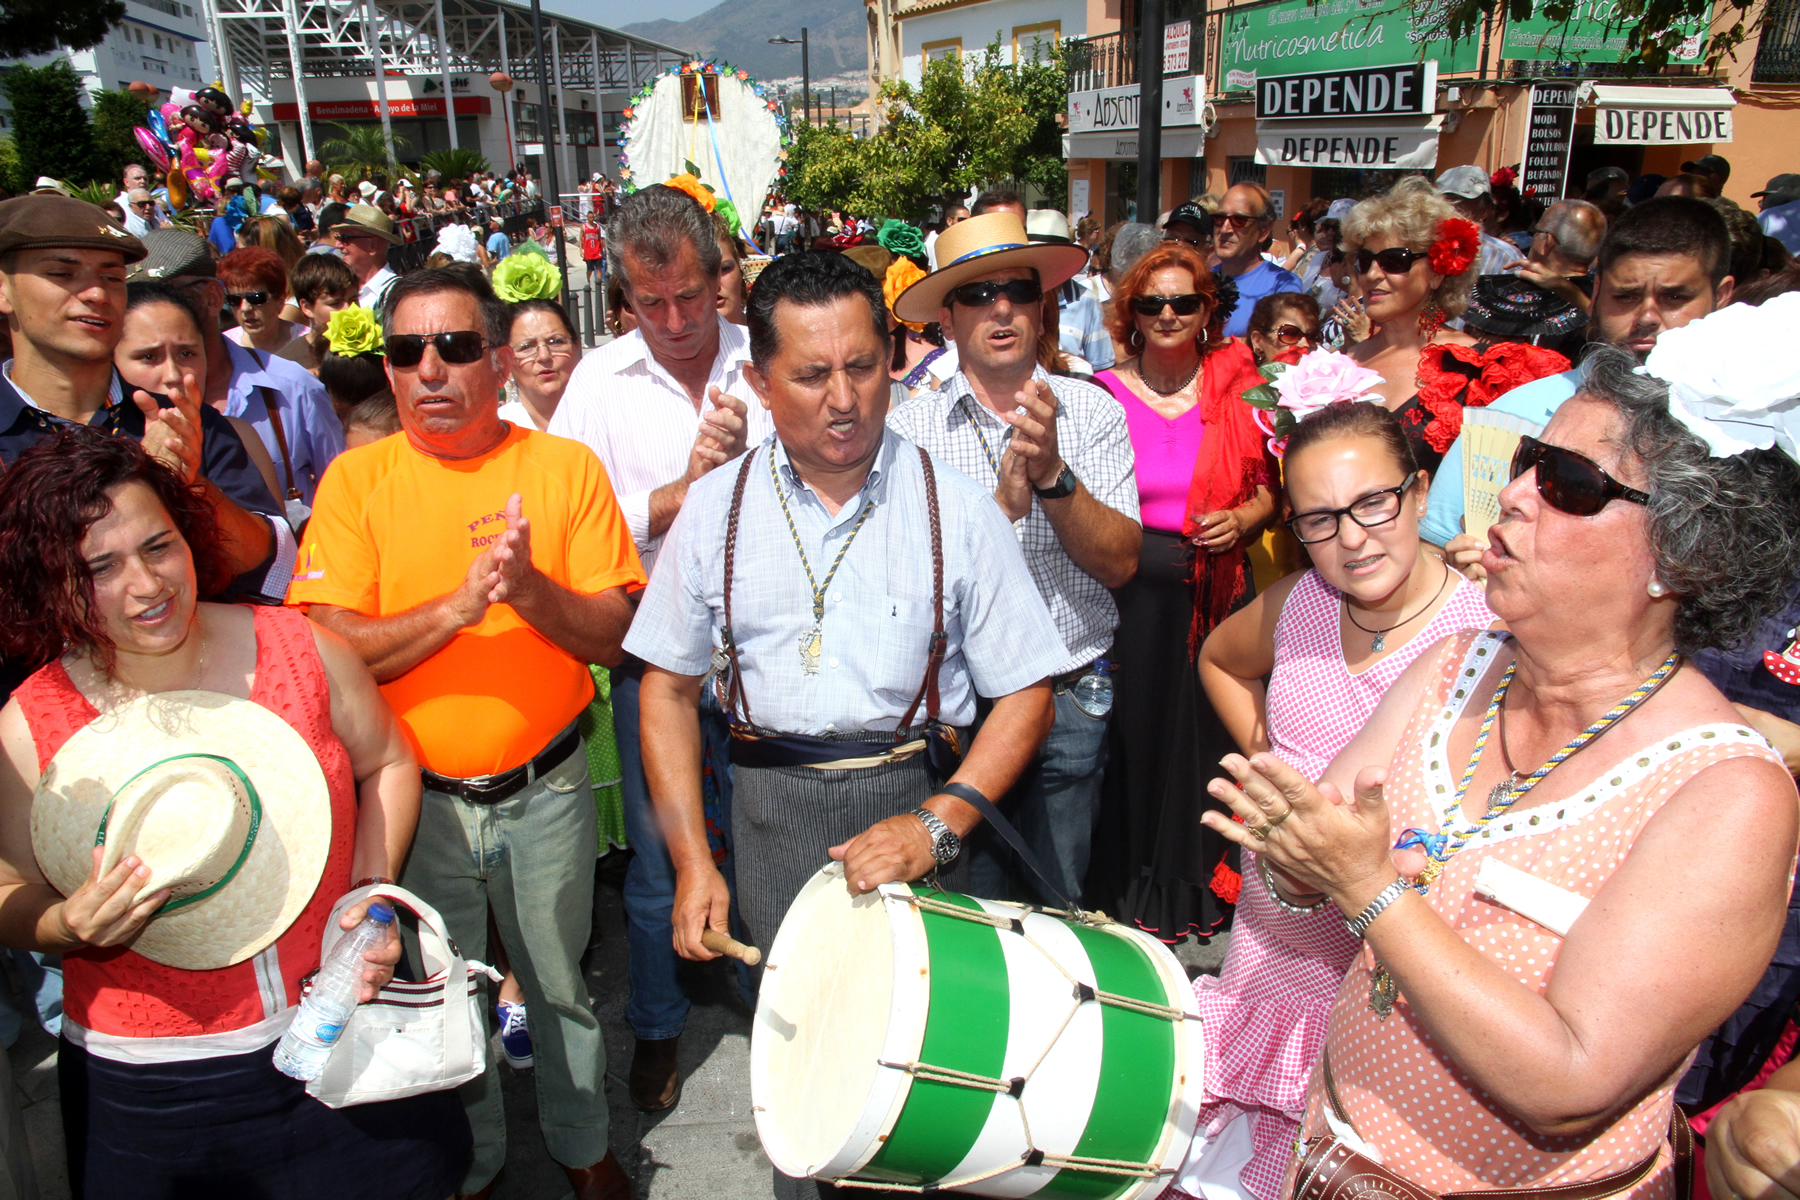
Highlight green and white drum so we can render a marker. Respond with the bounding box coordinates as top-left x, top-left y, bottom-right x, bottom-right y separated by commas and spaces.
751, 864, 1204, 1198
